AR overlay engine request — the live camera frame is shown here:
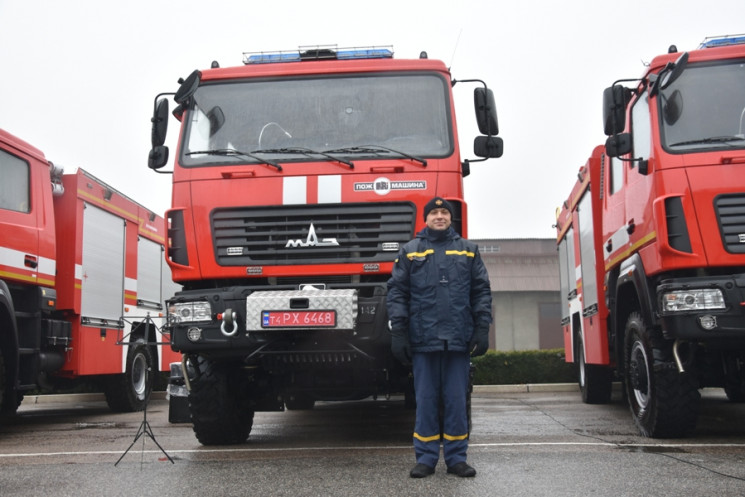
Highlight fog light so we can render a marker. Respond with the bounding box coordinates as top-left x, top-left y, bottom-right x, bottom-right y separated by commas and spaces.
187, 326, 203, 342
698, 315, 717, 331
